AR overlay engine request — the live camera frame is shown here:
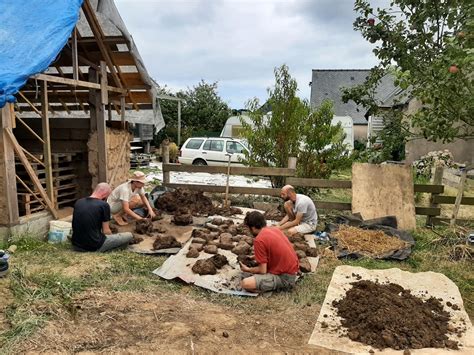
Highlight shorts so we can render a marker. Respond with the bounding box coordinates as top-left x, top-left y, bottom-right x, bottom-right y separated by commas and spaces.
254, 273, 297, 292
295, 222, 317, 234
